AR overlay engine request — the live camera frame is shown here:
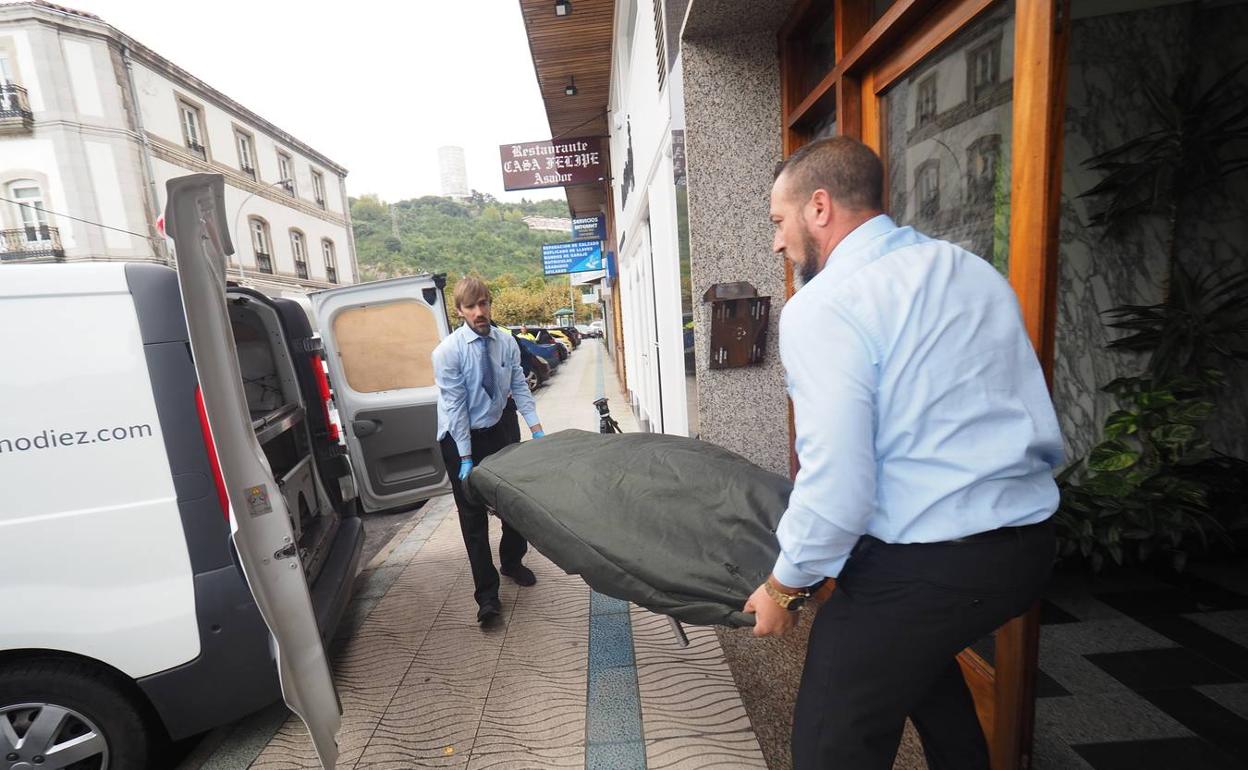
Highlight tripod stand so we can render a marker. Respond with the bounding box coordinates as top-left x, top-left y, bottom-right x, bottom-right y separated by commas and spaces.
594, 397, 622, 435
